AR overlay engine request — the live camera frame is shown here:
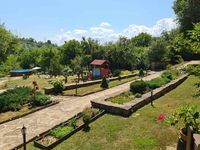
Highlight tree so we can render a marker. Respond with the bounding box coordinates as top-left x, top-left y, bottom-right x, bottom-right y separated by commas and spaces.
173, 0, 200, 32
60, 40, 82, 65
49, 56, 62, 77
148, 39, 169, 70
131, 33, 152, 47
